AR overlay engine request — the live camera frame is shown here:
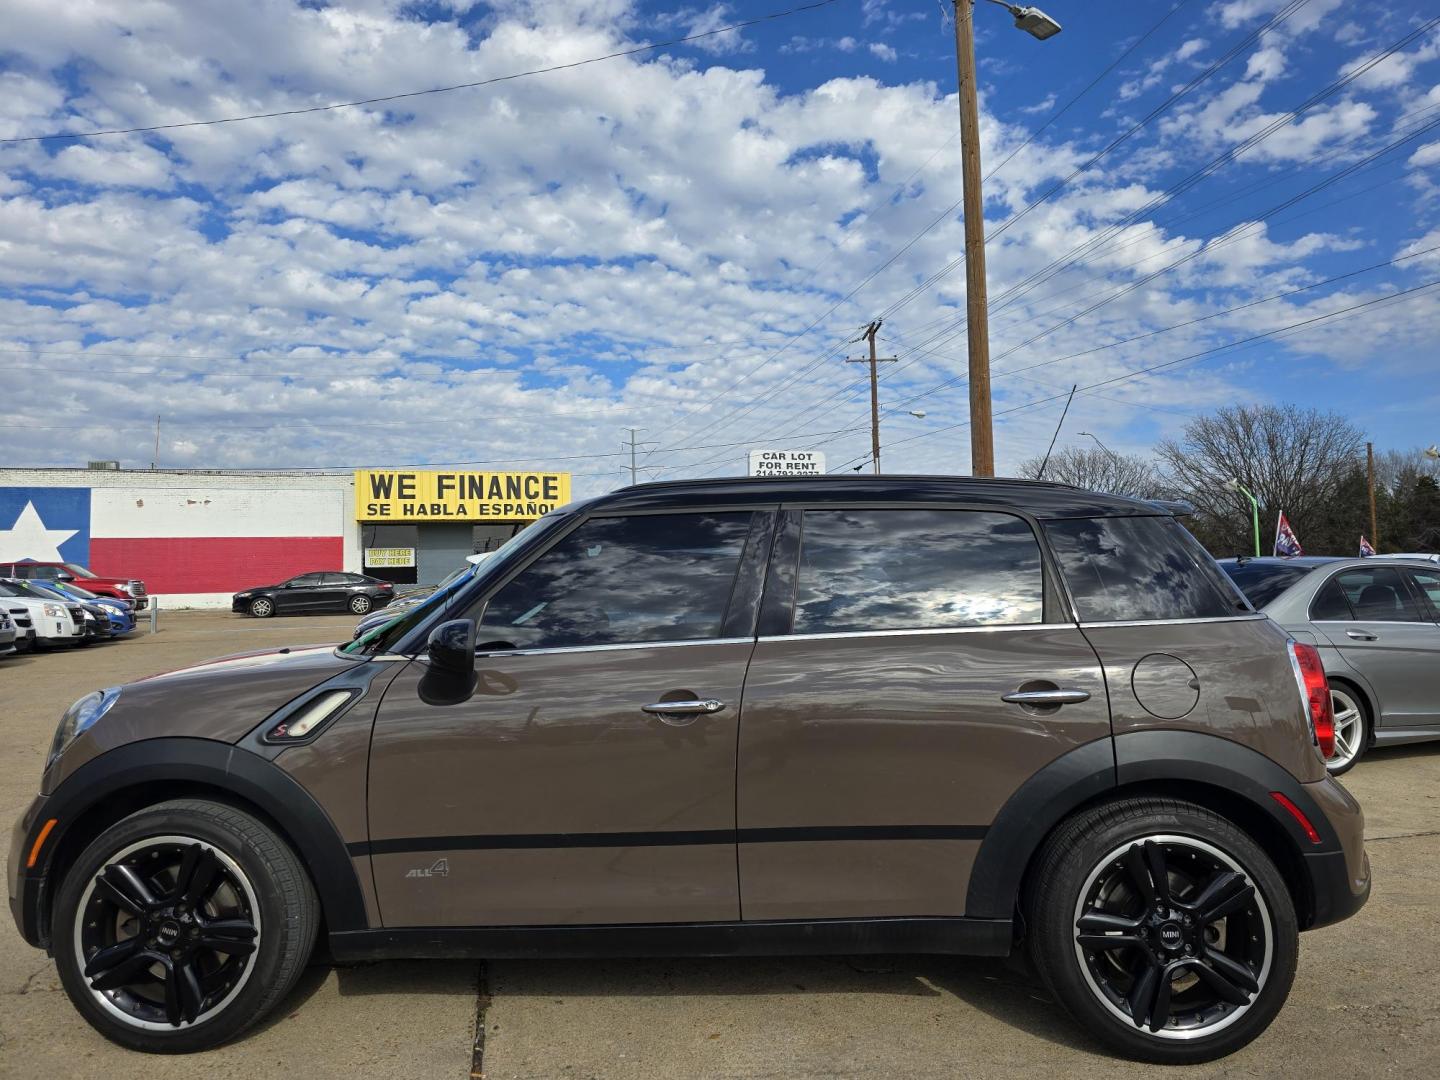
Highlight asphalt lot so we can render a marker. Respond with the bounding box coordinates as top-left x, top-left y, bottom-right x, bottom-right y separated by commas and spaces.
1, 611, 1437, 1079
